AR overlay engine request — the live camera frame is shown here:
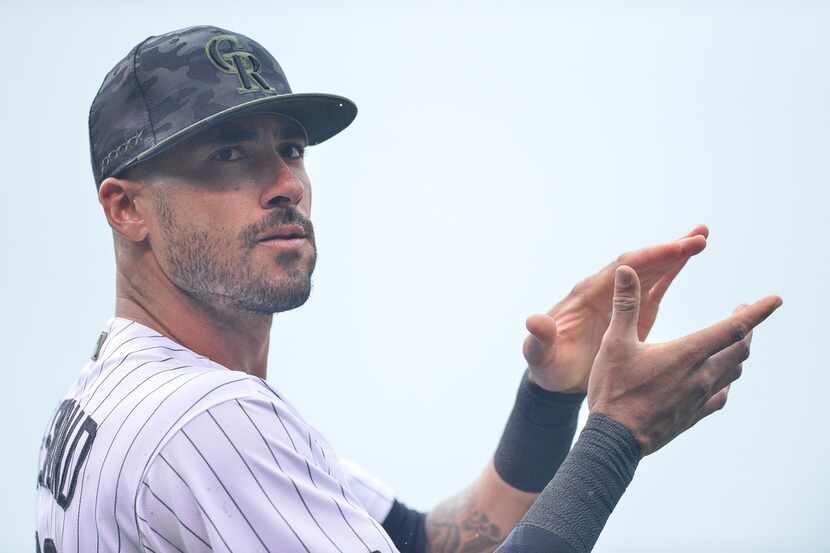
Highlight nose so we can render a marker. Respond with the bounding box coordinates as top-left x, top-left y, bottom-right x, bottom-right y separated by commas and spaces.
259, 154, 305, 209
